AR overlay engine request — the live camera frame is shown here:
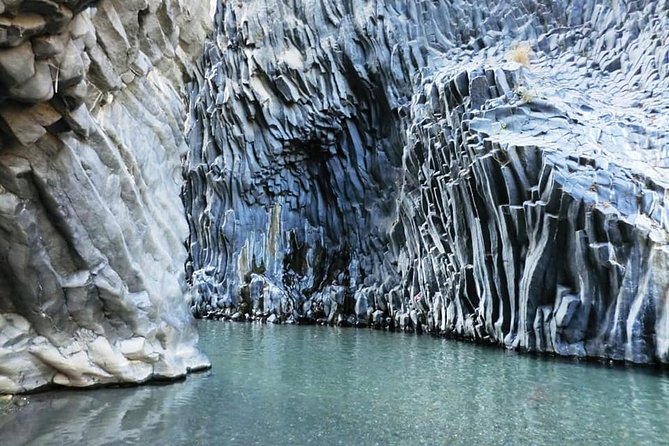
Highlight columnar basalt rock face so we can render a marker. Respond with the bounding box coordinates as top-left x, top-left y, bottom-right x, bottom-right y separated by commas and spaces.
0, 0, 214, 394
186, 0, 669, 363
